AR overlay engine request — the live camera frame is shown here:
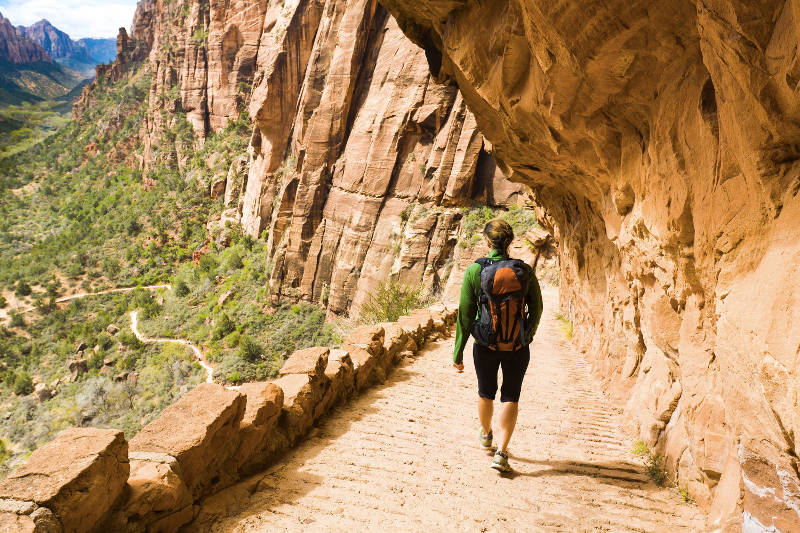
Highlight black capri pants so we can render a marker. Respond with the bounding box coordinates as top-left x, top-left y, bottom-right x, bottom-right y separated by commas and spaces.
473, 343, 530, 403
